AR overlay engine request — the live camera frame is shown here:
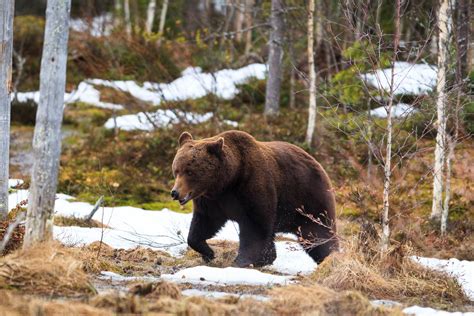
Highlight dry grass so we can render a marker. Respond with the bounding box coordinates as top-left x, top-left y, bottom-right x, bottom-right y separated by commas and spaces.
53, 215, 106, 228
180, 240, 239, 268
0, 221, 25, 255
0, 290, 111, 316
311, 238, 470, 310
0, 242, 95, 297
77, 241, 176, 275
270, 285, 401, 316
